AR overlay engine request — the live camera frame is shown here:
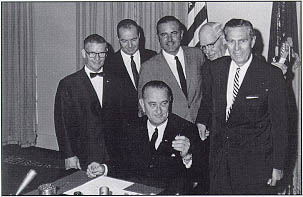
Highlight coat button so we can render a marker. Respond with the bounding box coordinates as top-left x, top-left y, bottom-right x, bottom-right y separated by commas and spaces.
149, 164, 154, 168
